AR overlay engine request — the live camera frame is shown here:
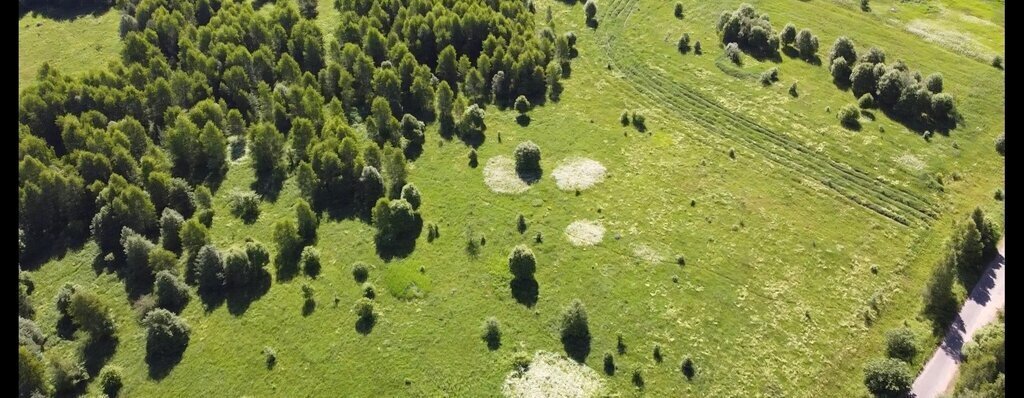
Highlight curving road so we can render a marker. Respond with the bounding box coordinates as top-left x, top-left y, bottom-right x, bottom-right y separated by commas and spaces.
911, 240, 1005, 398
